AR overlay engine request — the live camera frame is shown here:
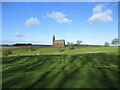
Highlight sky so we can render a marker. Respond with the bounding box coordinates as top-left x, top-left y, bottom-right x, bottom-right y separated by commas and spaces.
2, 2, 118, 45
